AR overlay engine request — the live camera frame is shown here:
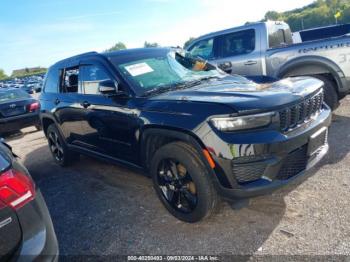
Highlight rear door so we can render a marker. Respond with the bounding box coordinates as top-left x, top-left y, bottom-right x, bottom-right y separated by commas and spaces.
53, 66, 89, 145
